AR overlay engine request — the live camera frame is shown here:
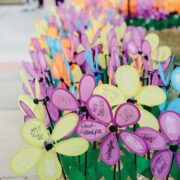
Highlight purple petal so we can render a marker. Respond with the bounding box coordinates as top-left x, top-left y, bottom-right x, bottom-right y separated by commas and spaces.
22, 61, 37, 78
37, 51, 47, 70
75, 51, 86, 66
132, 29, 141, 48
159, 110, 180, 143
127, 41, 138, 55
136, 27, 146, 40
79, 74, 96, 103
51, 88, 79, 111
175, 152, 180, 169
81, 33, 91, 49
47, 103, 59, 122
119, 130, 147, 155
19, 100, 36, 120
100, 133, 120, 165
92, 28, 101, 46
136, 127, 167, 150
31, 38, 41, 51
77, 120, 107, 141
31, 51, 41, 70
114, 103, 141, 127
142, 40, 151, 55
87, 95, 113, 124
151, 150, 173, 179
